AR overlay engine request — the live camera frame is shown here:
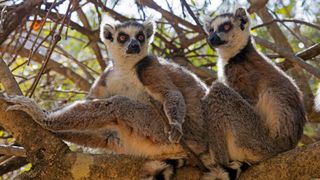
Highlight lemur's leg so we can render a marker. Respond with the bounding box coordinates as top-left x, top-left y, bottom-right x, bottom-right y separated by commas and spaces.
4, 95, 169, 144
203, 82, 272, 168
55, 130, 122, 150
